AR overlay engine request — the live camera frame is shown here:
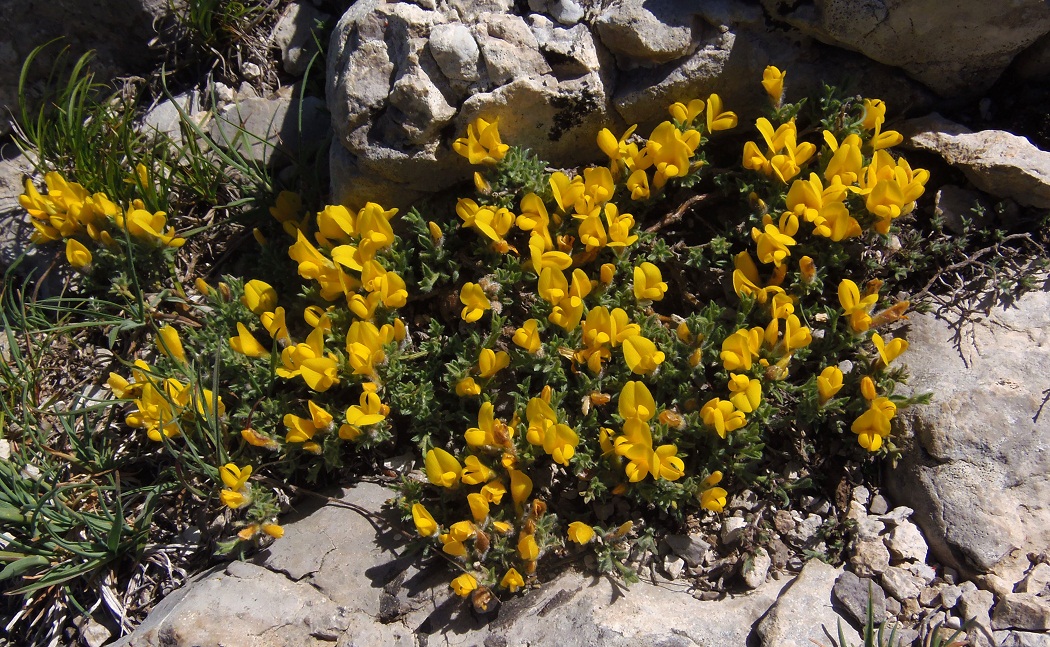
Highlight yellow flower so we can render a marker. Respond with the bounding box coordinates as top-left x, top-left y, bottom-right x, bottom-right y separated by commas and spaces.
872, 333, 908, 366
518, 534, 539, 561
732, 251, 786, 304
450, 573, 478, 597
465, 401, 508, 448
728, 374, 762, 413
481, 480, 507, 504
567, 521, 595, 545
762, 66, 786, 107
622, 334, 665, 375
241, 427, 279, 450
838, 279, 878, 333
700, 486, 728, 512
462, 455, 495, 486
799, 255, 816, 284
509, 468, 533, 505
597, 124, 639, 167
851, 397, 896, 451
645, 121, 700, 189
701, 397, 746, 438
65, 238, 92, 269
720, 328, 762, 371
242, 280, 278, 315
538, 266, 568, 304
456, 377, 481, 397
550, 171, 585, 214
284, 400, 334, 444
604, 203, 638, 249
453, 117, 509, 165
412, 503, 438, 537
157, 325, 187, 364
425, 448, 462, 488
219, 463, 252, 509
500, 568, 525, 592
706, 93, 738, 132
260, 307, 290, 344
624, 442, 684, 482
512, 319, 542, 354
427, 220, 443, 242
618, 380, 656, 435
467, 493, 490, 523
279, 328, 340, 391
123, 208, 185, 247
269, 190, 302, 224
669, 99, 705, 126
627, 169, 650, 200
751, 212, 799, 267
518, 194, 551, 243
230, 322, 269, 358
782, 314, 812, 353
817, 366, 844, 405
345, 391, 386, 429
345, 320, 390, 378
460, 282, 491, 323
600, 263, 615, 284
633, 262, 667, 301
